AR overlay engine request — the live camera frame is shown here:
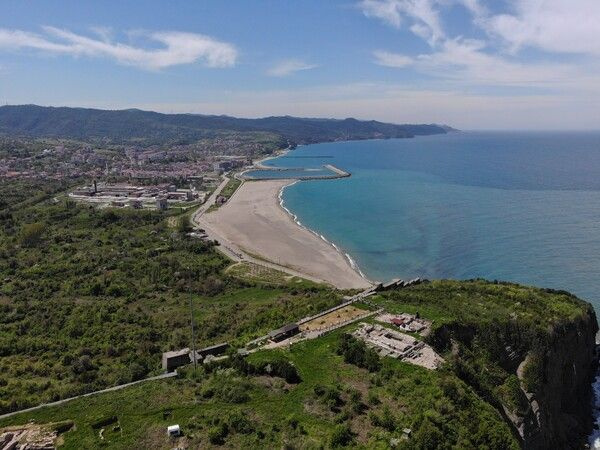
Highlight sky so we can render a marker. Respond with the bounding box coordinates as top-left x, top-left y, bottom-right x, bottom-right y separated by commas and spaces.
0, 0, 599, 130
